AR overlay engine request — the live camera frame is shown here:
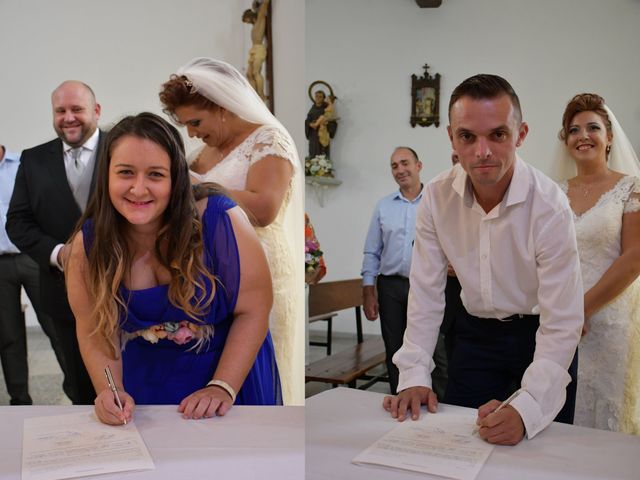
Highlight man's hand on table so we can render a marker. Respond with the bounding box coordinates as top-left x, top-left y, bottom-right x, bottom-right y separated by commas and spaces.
383, 386, 438, 421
